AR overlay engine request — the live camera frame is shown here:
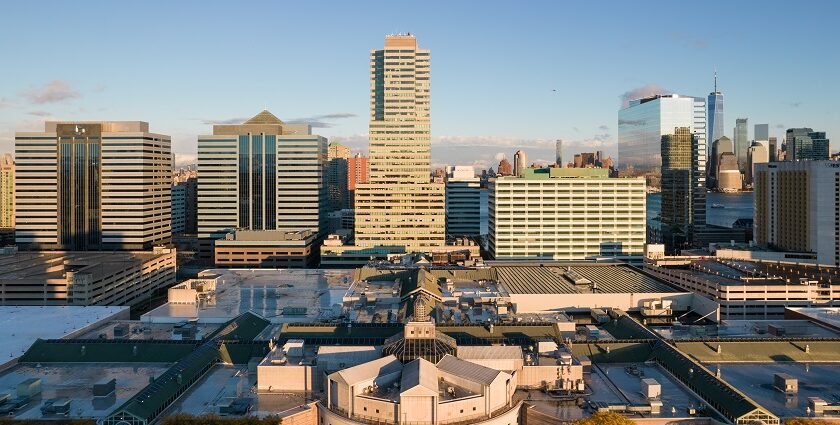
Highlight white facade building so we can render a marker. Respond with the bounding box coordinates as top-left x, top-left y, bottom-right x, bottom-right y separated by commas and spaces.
488, 168, 646, 261
15, 121, 171, 250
